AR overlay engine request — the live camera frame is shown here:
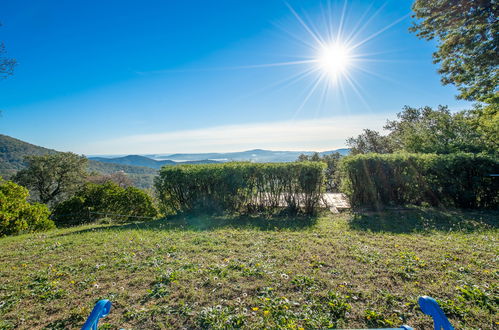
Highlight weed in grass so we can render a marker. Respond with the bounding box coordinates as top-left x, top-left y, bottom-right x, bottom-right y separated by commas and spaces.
147, 271, 179, 299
